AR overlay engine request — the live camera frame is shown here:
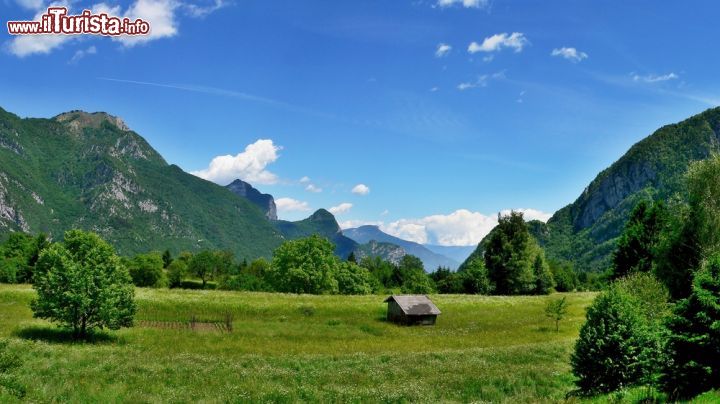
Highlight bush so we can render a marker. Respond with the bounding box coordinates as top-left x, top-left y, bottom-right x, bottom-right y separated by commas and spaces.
31, 230, 136, 339
571, 287, 656, 394
270, 236, 339, 294
0, 258, 21, 284
166, 259, 187, 288
660, 254, 720, 399
336, 262, 373, 295
127, 252, 166, 287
